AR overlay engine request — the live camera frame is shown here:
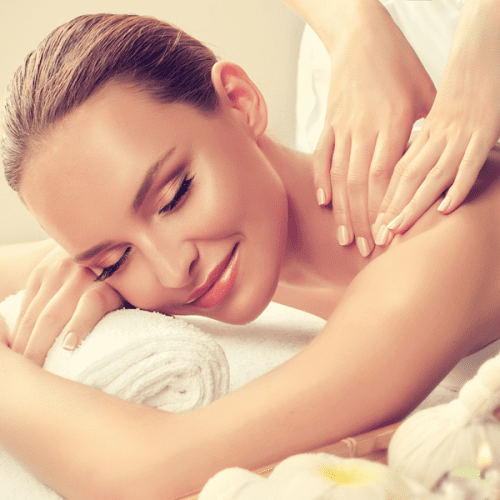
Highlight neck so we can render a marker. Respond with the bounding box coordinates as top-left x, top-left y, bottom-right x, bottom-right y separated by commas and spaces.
257, 135, 366, 290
